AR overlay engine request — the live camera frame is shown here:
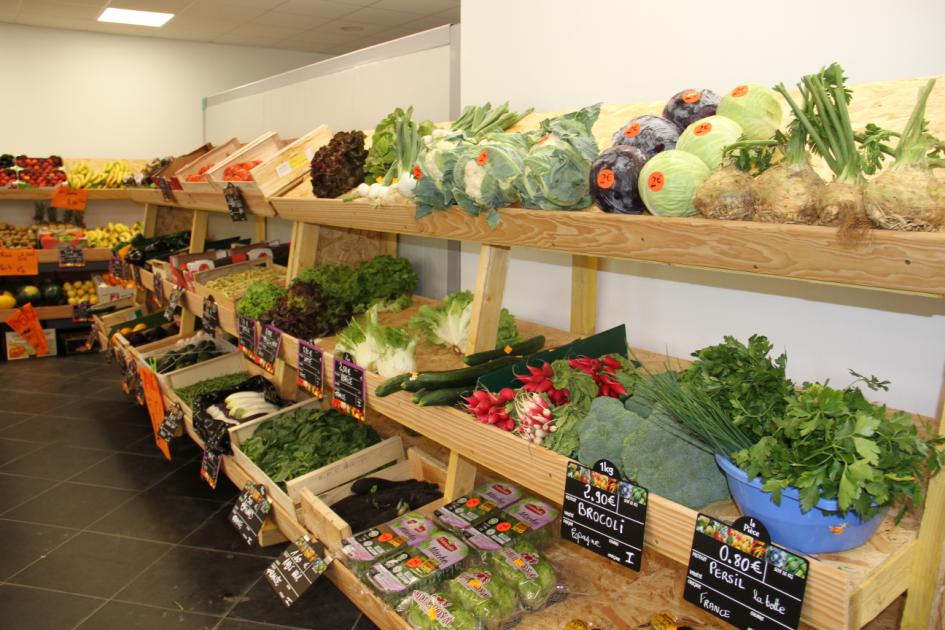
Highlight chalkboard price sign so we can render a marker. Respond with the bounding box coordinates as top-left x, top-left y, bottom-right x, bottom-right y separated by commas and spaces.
237, 315, 258, 361
58, 245, 85, 268
561, 459, 648, 572
257, 324, 282, 374
296, 339, 324, 398
152, 270, 165, 304
157, 402, 184, 442
684, 513, 809, 630
165, 286, 183, 322
72, 301, 93, 323
200, 448, 222, 489
331, 356, 365, 420
265, 536, 331, 608
156, 177, 176, 202
201, 296, 219, 336
223, 183, 248, 221
230, 482, 271, 547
